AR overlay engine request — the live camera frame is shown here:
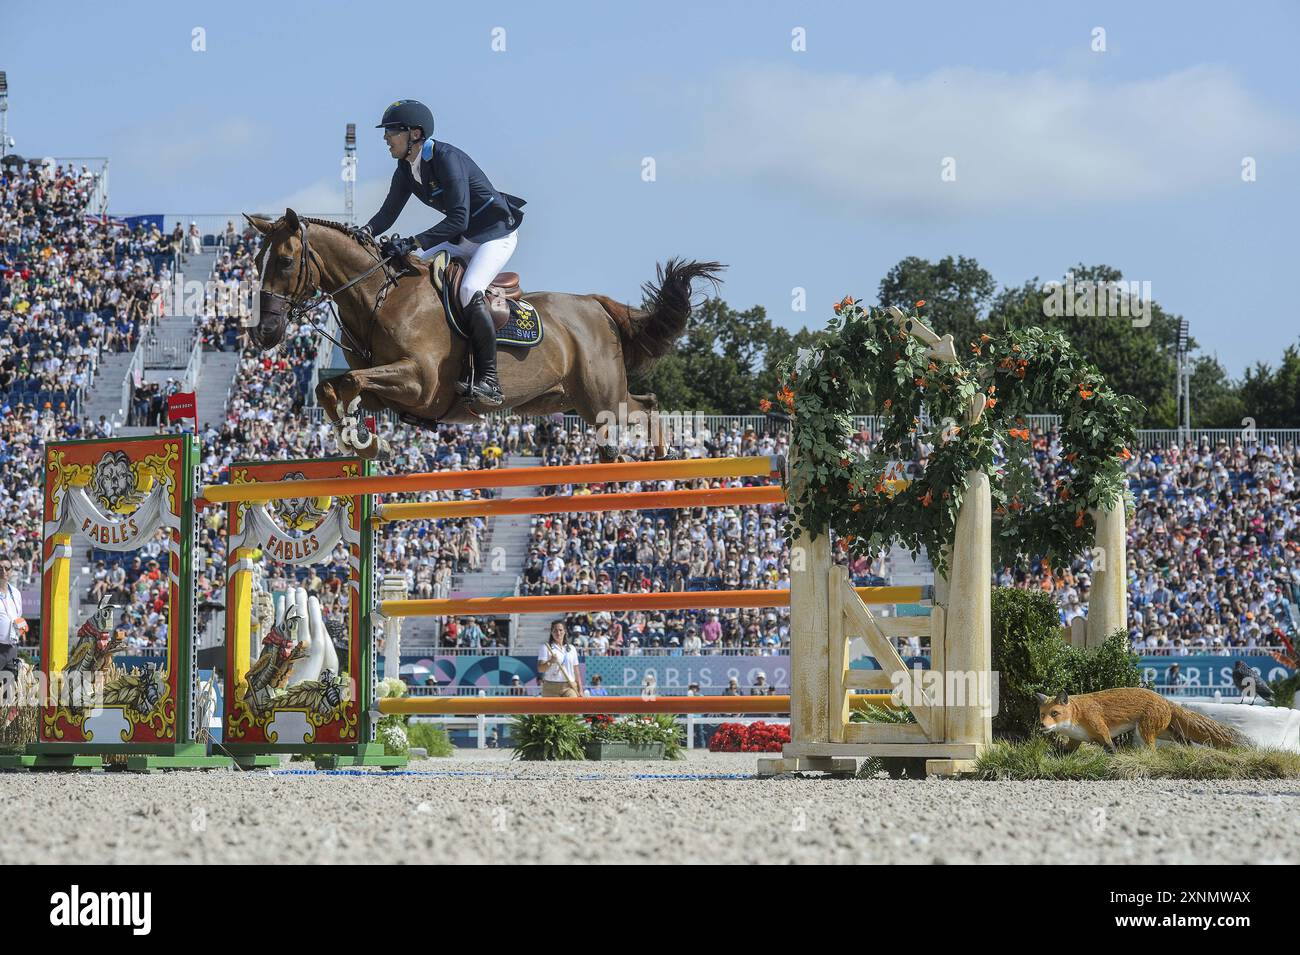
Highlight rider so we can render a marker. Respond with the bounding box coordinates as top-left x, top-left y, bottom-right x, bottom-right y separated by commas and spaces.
360, 99, 525, 410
